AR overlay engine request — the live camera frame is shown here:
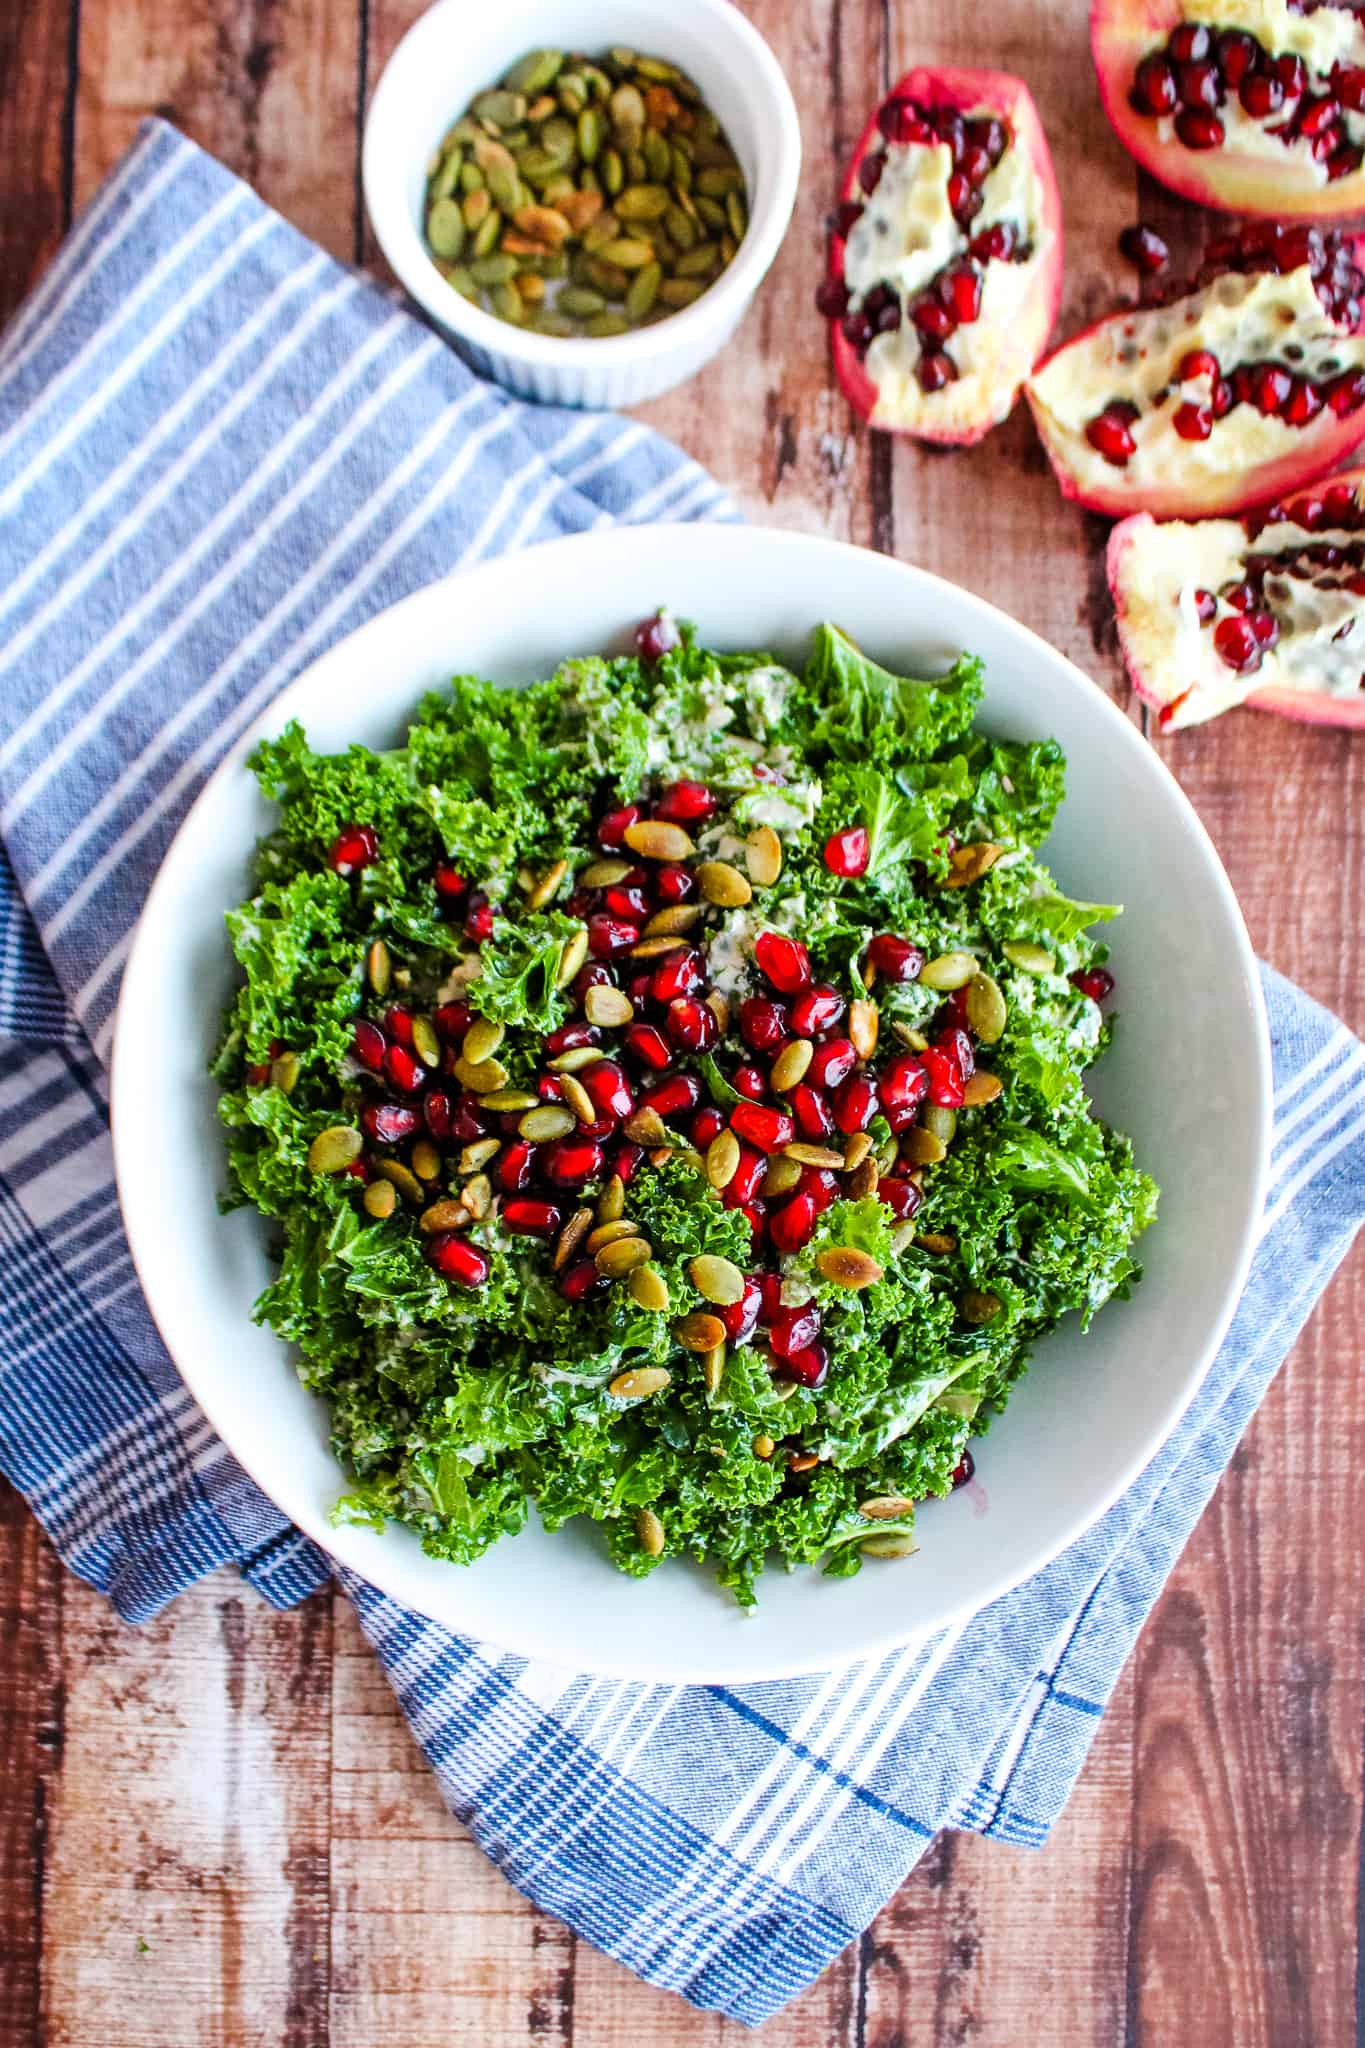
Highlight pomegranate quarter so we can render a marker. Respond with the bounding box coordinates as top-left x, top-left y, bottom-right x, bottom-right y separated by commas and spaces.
1026, 220, 1365, 519
1093, 0, 1365, 216
820, 66, 1064, 444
